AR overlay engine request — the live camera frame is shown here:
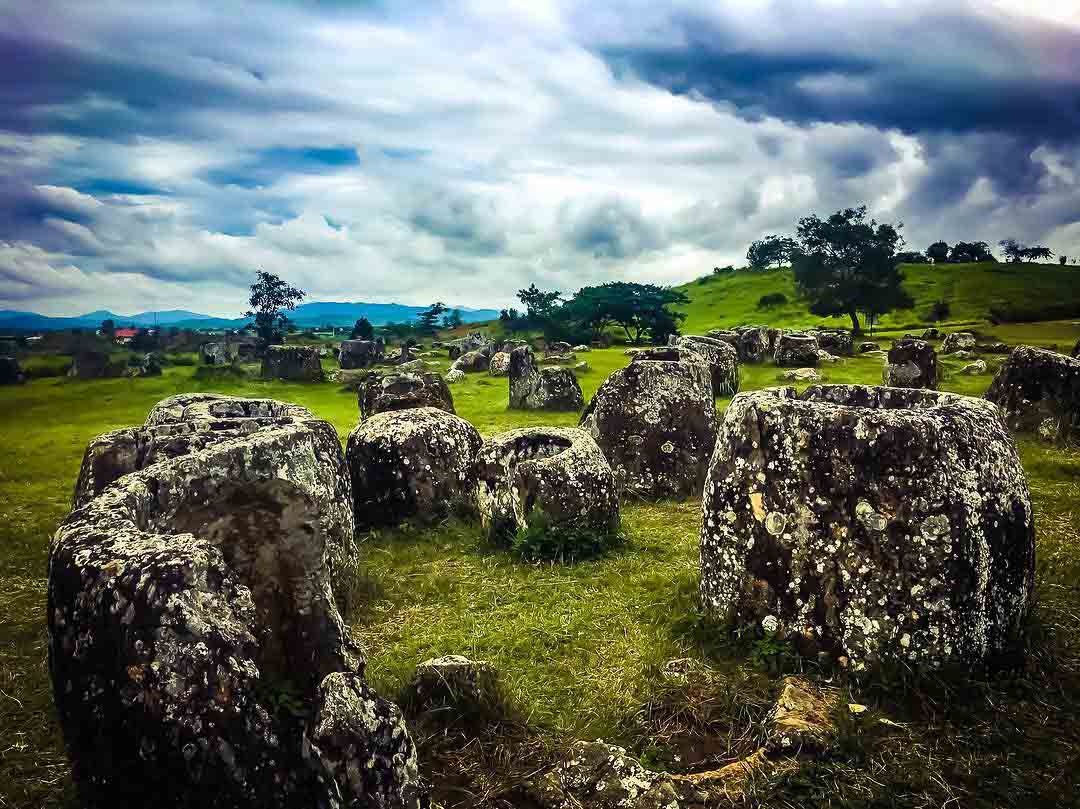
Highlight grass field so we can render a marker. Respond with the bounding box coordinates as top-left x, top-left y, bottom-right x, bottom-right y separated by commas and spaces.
2, 328, 1080, 808
675, 261, 1080, 335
